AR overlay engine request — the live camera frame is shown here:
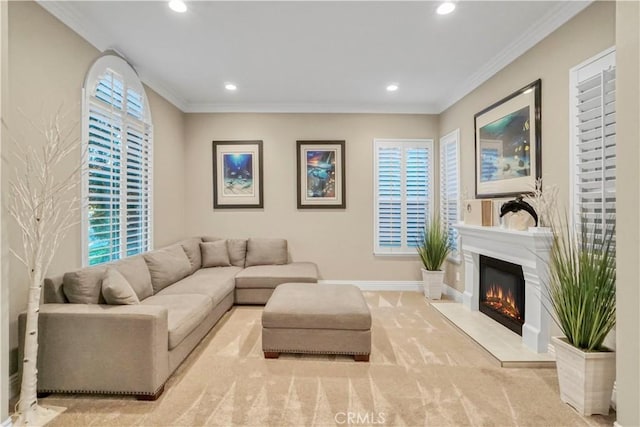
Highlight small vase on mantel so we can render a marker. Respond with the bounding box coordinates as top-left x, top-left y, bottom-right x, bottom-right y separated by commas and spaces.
421, 269, 445, 299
